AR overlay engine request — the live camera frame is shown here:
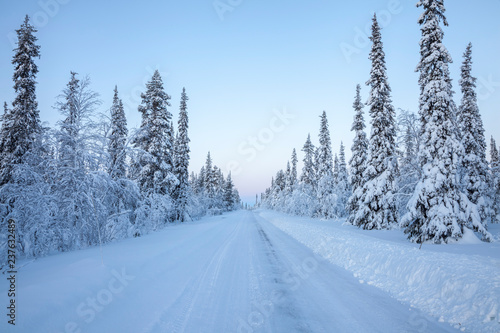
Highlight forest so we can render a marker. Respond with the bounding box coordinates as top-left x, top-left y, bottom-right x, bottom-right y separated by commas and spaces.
0, 16, 240, 263
260, 6, 500, 244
